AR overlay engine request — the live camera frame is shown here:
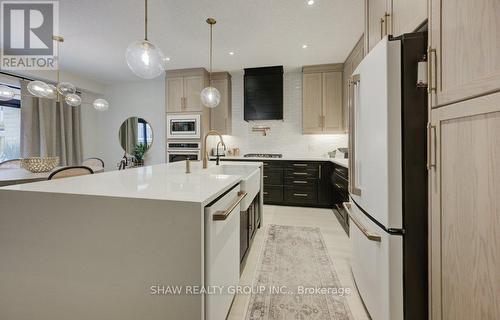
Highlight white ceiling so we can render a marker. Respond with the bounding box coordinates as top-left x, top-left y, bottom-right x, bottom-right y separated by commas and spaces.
57, 0, 364, 84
